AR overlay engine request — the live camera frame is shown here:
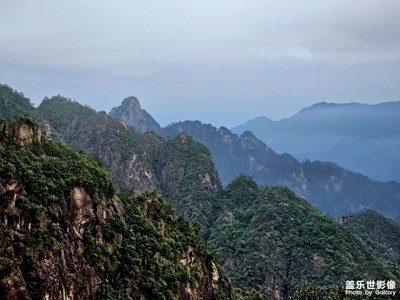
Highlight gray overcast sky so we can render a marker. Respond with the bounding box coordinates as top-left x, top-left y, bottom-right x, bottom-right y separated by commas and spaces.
1, 0, 400, 127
